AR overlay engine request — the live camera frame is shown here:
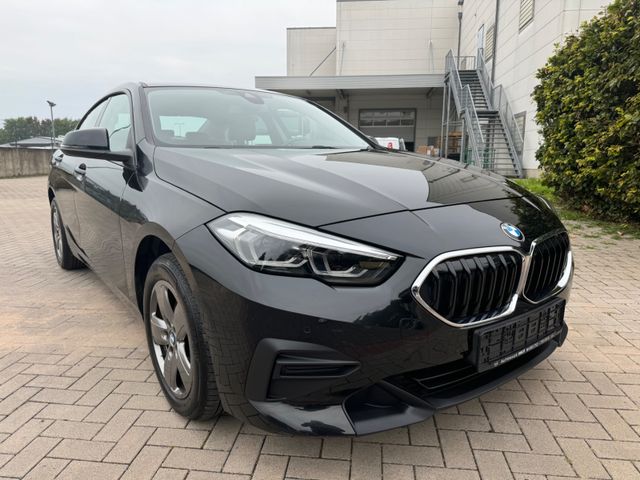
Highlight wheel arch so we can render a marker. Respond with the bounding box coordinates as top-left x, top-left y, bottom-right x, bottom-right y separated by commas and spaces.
132, 225, 198, 314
